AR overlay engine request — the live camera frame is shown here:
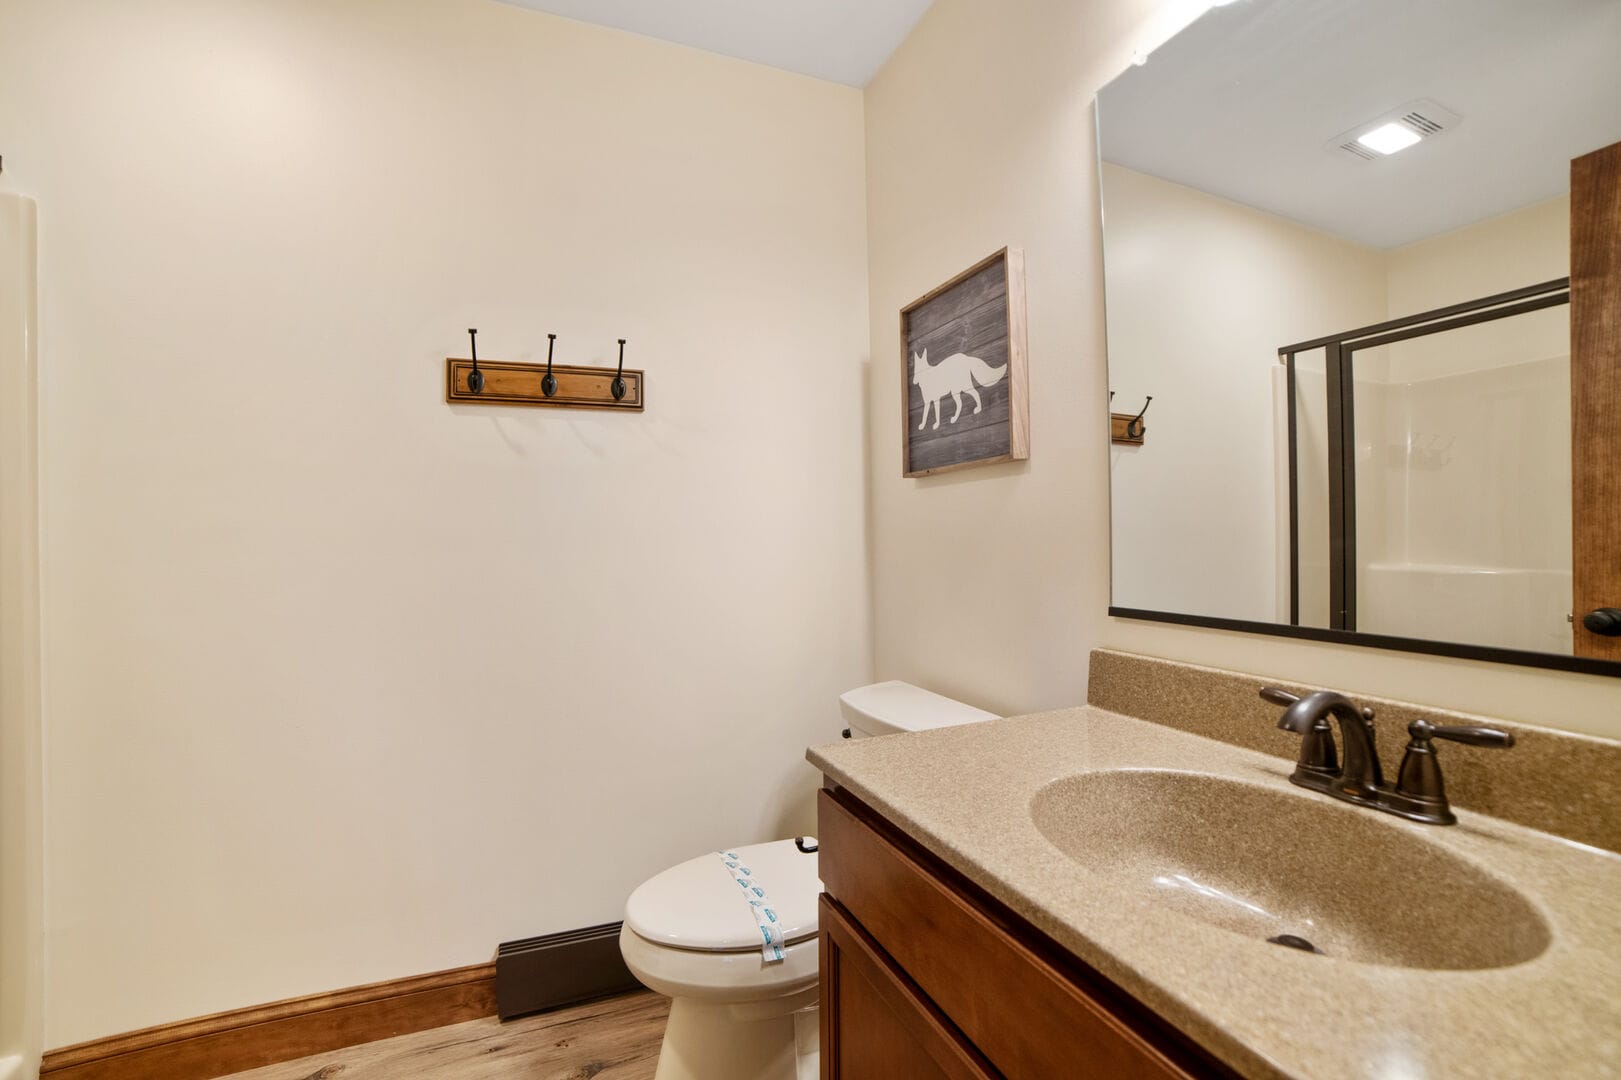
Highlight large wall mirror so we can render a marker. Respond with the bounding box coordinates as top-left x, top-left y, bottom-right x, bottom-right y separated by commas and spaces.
1098, 0, 1621, 675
